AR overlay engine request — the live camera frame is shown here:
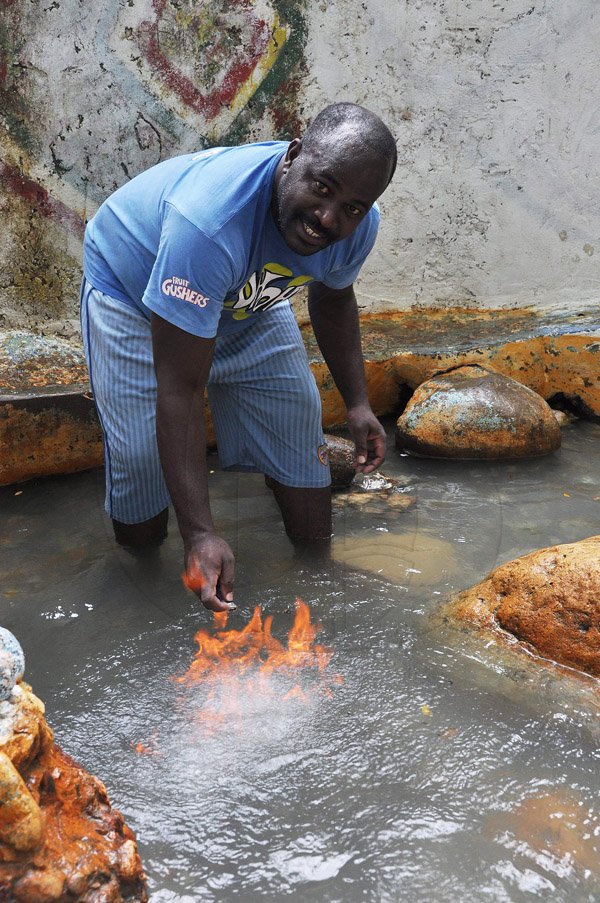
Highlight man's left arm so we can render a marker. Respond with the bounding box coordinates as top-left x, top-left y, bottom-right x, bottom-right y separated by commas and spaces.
308, 281, 386, 473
